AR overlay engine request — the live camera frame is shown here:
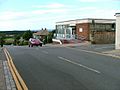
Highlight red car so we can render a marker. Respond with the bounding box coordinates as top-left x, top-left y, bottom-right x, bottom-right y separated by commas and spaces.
29, 38, 43, 47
